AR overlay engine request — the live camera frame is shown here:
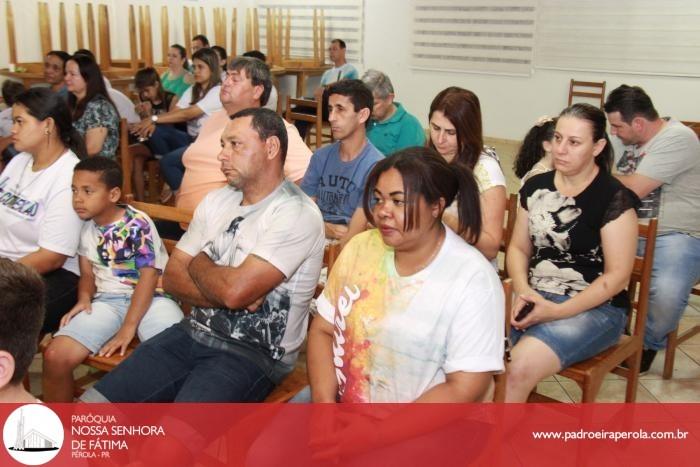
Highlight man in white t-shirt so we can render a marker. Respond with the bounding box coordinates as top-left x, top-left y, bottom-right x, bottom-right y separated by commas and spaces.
605, 84, 700, 372
82, 108, 324, 408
